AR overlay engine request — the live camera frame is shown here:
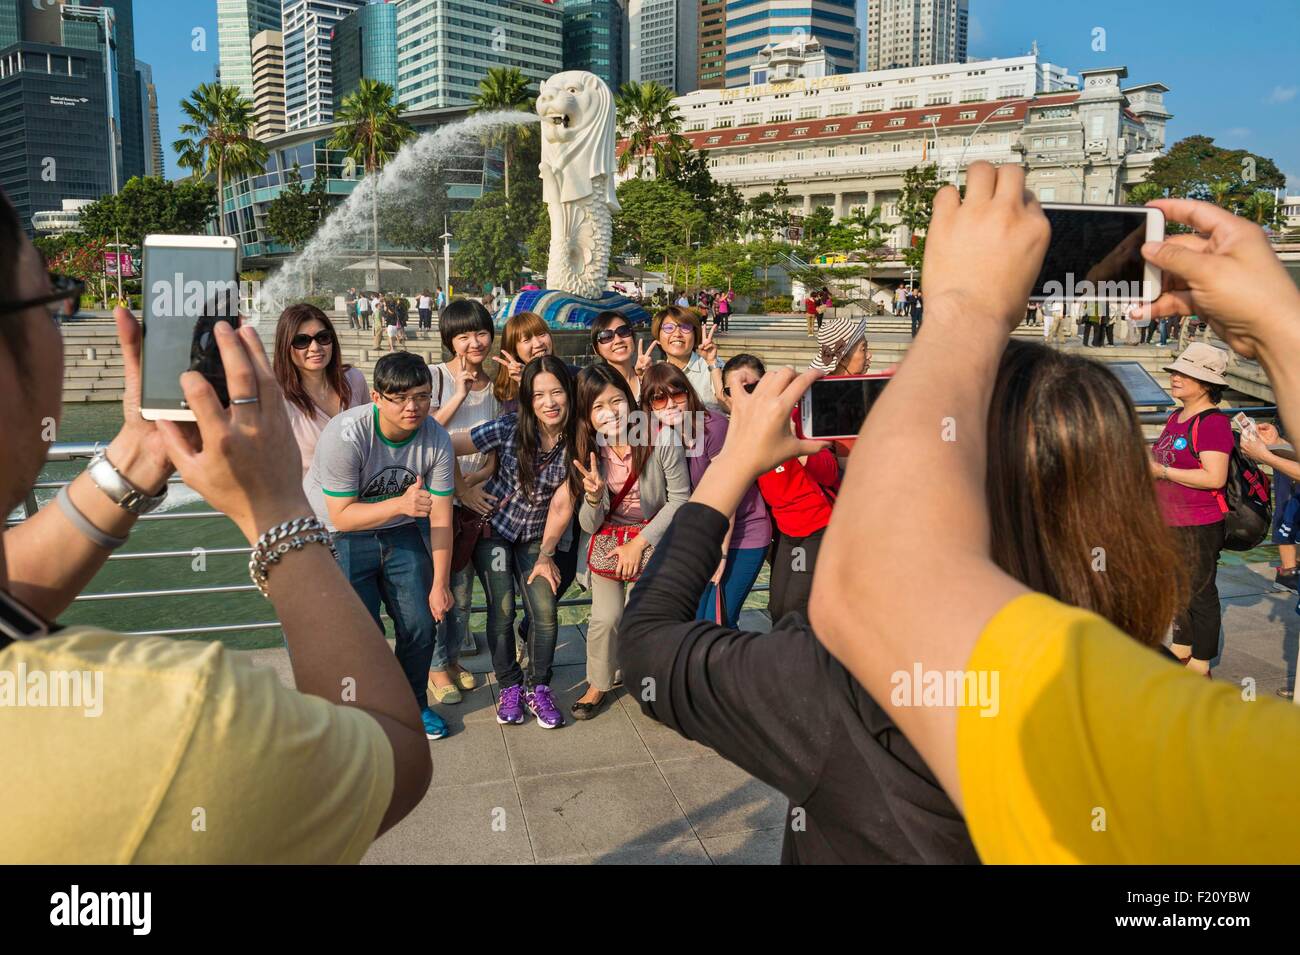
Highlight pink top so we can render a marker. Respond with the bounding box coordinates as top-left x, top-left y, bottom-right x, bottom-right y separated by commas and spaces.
286, 366, 370, 476
1152, 410, 1233, 527
603, 444, 644, 522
